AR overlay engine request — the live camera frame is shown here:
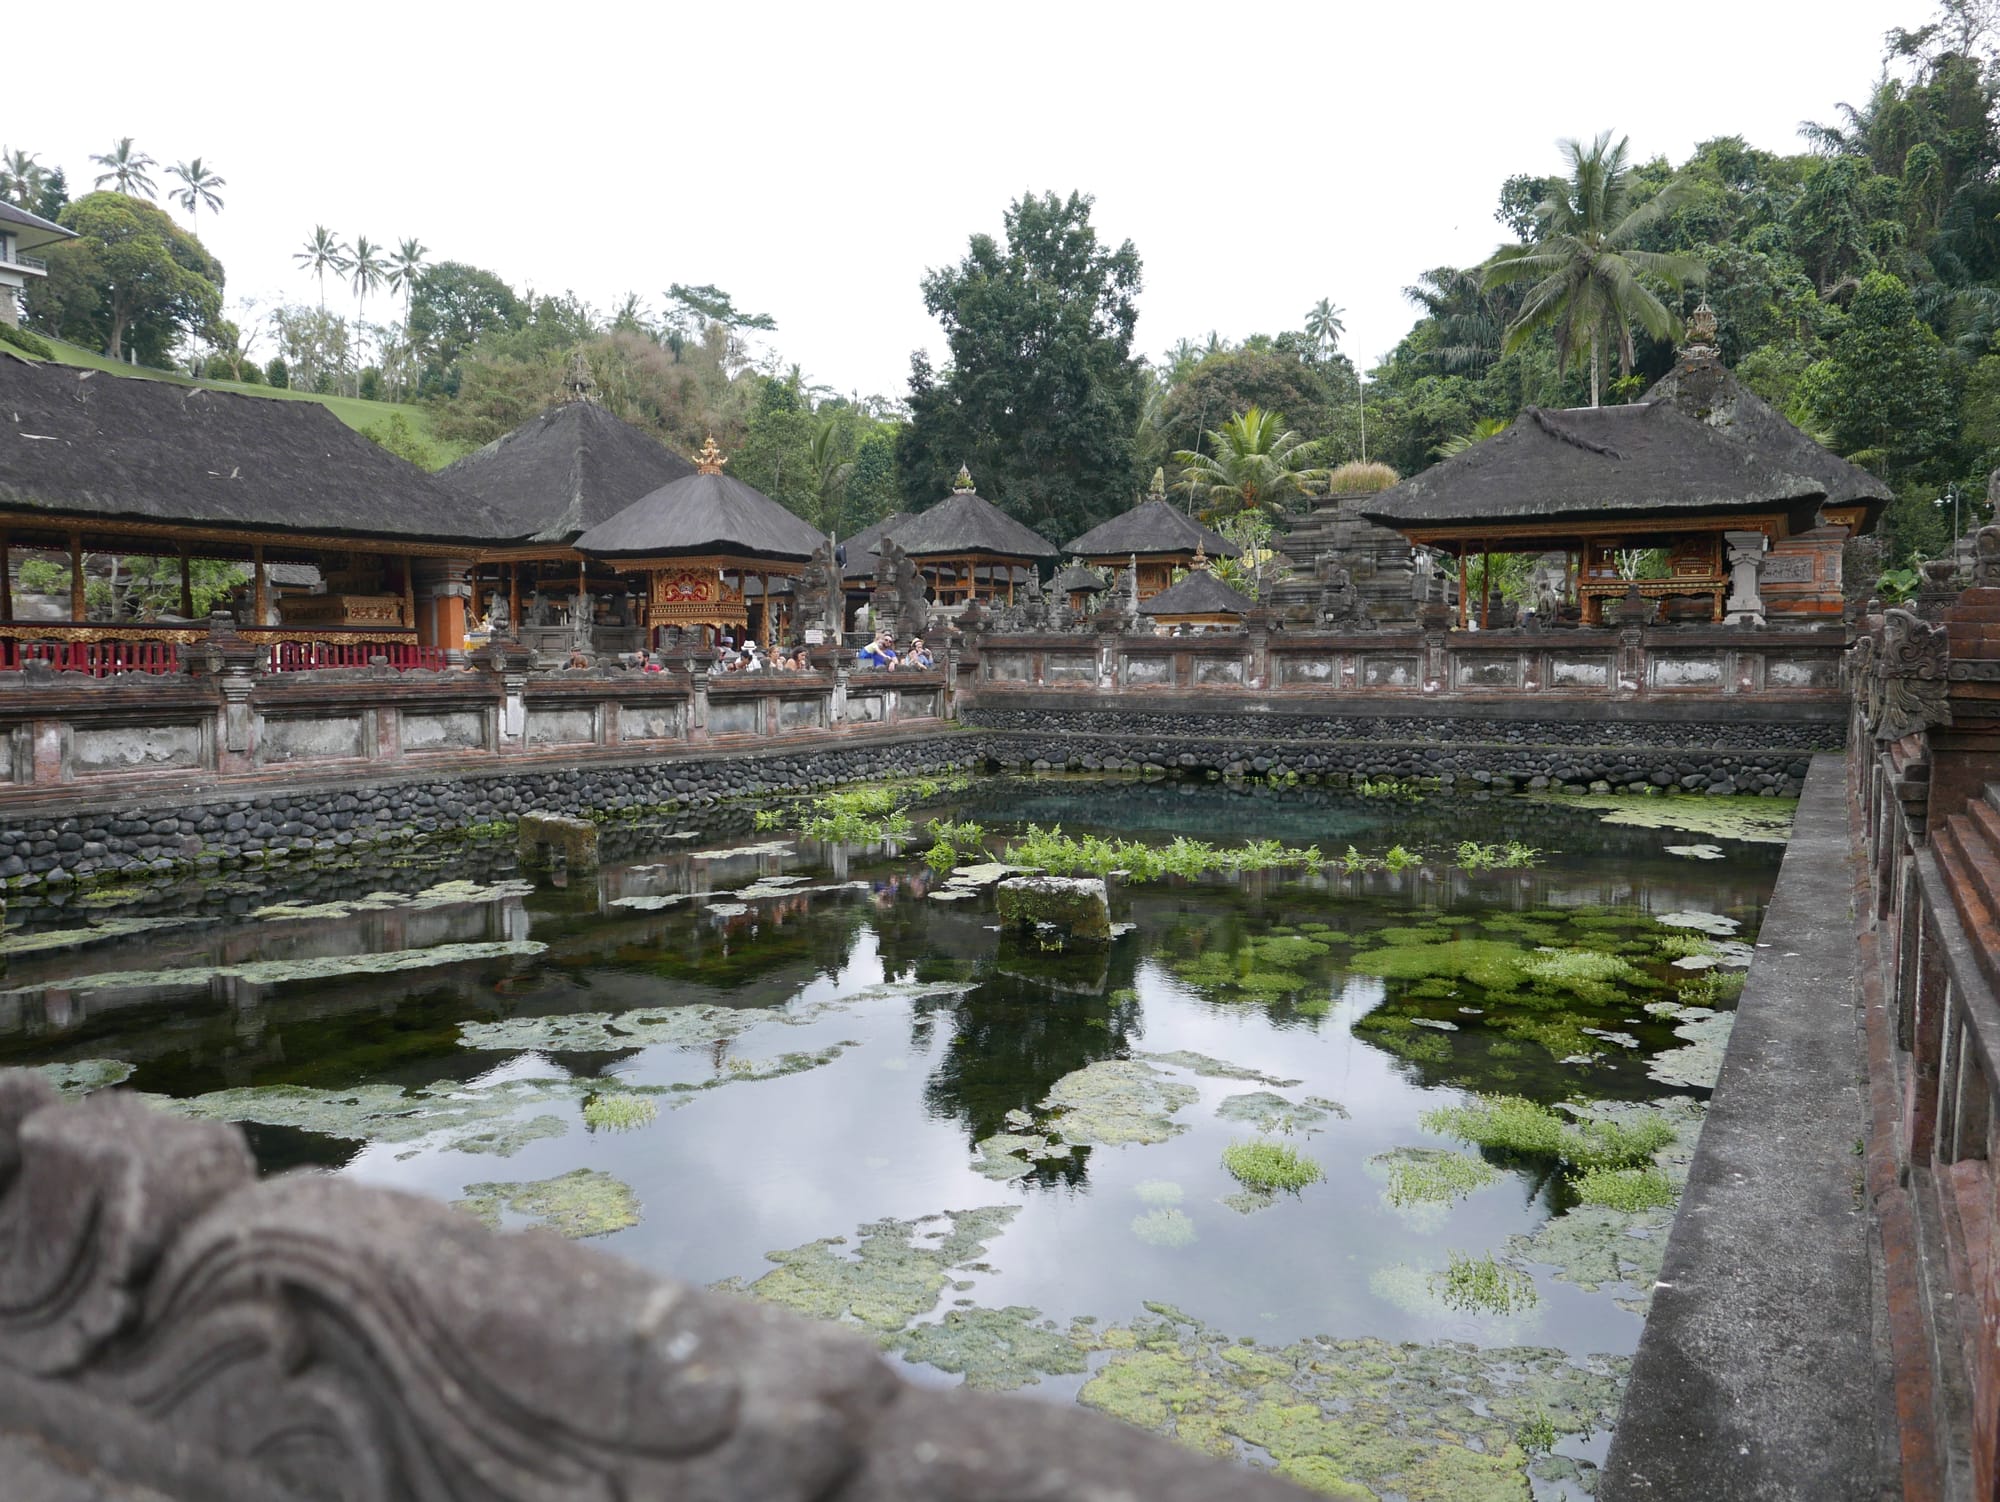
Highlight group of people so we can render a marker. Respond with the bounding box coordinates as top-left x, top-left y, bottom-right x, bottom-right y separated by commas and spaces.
712, 632, 815, 673
854, 631, 934, 670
